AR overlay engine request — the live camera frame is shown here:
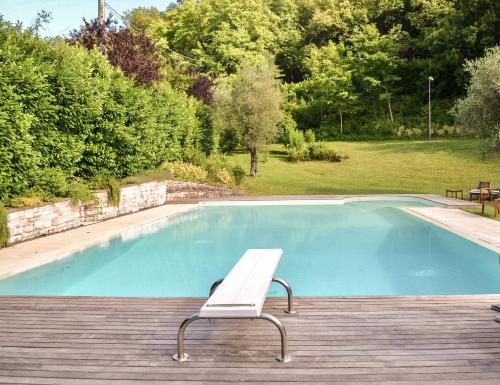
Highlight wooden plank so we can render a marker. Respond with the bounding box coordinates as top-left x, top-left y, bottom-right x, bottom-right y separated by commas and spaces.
0, 295, 499, 383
